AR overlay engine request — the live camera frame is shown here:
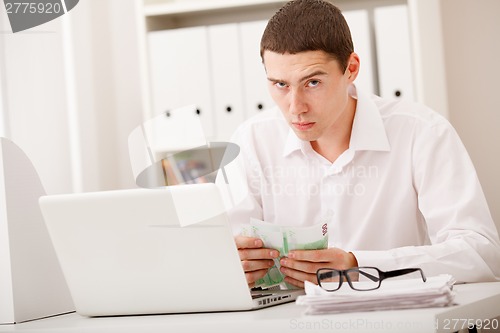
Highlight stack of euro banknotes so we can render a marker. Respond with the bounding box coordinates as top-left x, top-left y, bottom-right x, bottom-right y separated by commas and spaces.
241, 218, 329, 290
